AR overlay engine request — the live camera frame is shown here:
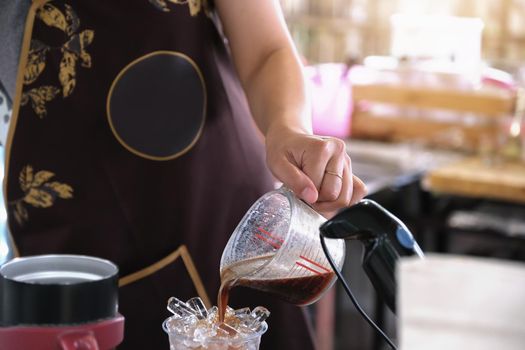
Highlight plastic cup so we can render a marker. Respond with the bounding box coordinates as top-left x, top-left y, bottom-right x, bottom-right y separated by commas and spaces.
162, 316, 268, 350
